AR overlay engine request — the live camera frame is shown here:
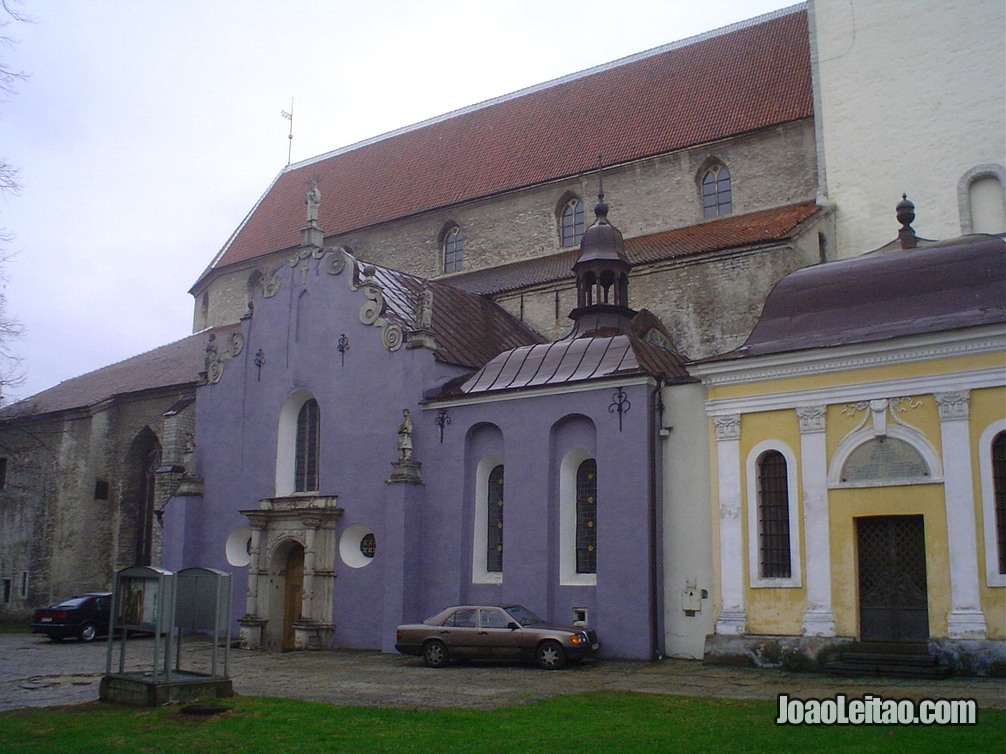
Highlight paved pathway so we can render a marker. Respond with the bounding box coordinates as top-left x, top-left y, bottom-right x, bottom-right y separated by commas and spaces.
1, 633, 1002, 713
